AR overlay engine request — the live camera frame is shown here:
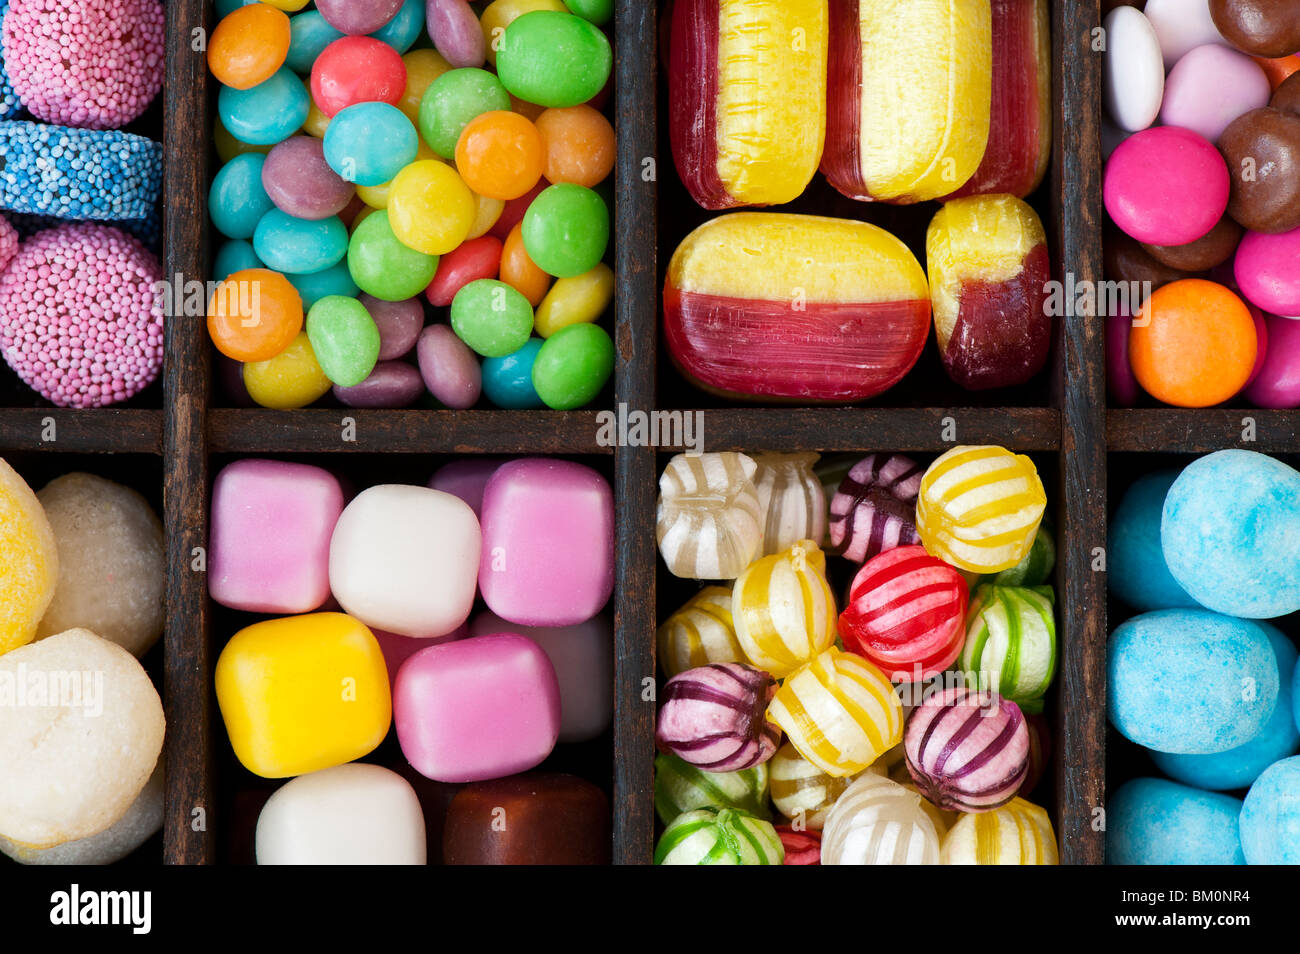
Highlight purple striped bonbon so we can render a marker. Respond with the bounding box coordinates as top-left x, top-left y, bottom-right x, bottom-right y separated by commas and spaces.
828, 453, 923, 563
655, 662, 780, 772
904, 687, 1029, 813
